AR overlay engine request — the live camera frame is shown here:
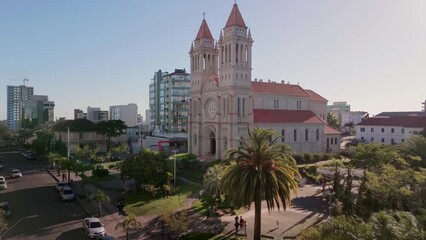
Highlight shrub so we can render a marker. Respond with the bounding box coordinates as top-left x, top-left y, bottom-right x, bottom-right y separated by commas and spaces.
304, 153, 314, 163
92, 167, 109, 177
